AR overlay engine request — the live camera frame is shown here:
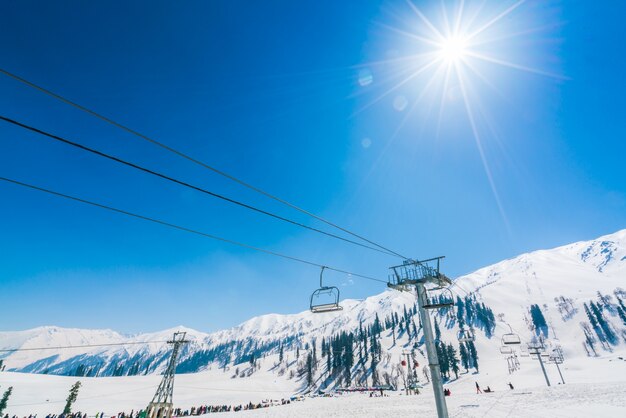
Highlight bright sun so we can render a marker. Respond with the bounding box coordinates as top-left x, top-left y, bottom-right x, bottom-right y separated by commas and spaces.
438, 36, 468, 62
